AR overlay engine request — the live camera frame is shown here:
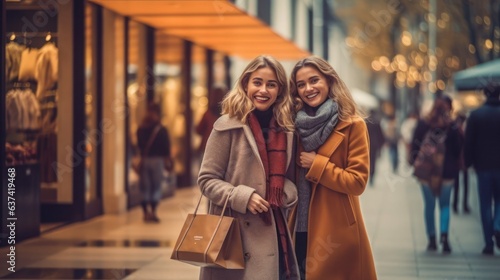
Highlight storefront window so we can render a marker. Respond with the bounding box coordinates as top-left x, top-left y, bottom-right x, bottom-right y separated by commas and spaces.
4, 11, 55, 171
4, 0, 70, 233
